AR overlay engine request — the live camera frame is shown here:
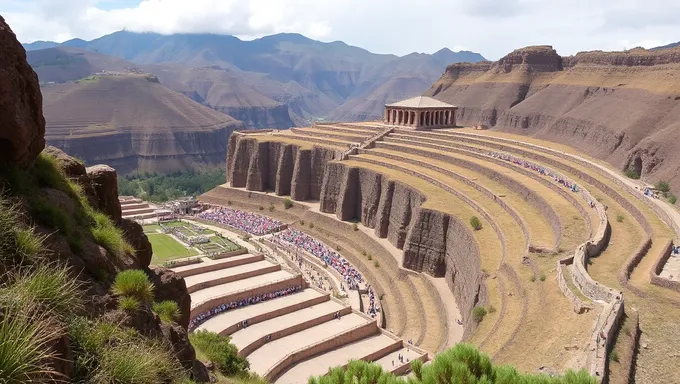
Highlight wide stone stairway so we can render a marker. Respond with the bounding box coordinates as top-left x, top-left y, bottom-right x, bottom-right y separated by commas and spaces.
171, 249, 427, 383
